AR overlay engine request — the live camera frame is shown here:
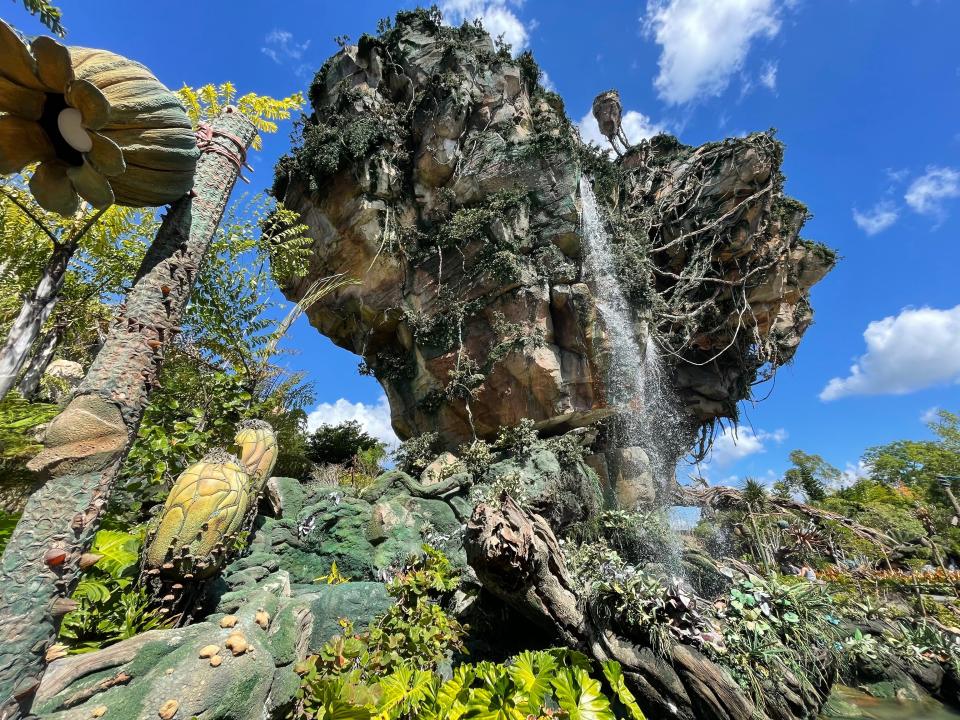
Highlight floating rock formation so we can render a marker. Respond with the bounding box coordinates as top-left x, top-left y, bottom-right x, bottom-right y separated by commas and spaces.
272, 10, 834, 450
